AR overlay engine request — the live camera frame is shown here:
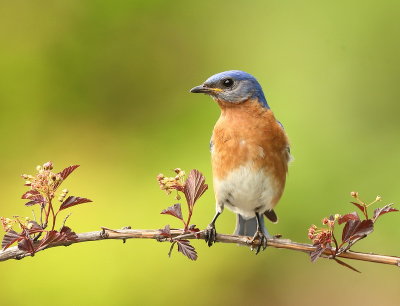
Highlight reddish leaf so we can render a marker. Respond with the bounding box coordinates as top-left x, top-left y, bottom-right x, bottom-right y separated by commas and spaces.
342, 219, 374, 243
161, 203, 183, 221
176, 239, 198, 261
59, 226, 78, 241
342, 220, 360, 242
350, 202, 366, 216
27, 221, 44, 235
373, 204, 398, 221
21, 190, 40, 199
25, 199, 45, 207
36, 226, 78, 251
183, 169, 208, 208
334, 258, 361, 273
2, 230, 23, 250
18, 237, 35, 254
338, 212, 359, 225
28, 221, 42, 230
310, 244, 325, 262
22, 190, 45, 206
58, 165, 80, 180
36, 231, 58, 251
59, 196, 92, 211
159, 224, 171, 238
352, 219, 374, 237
